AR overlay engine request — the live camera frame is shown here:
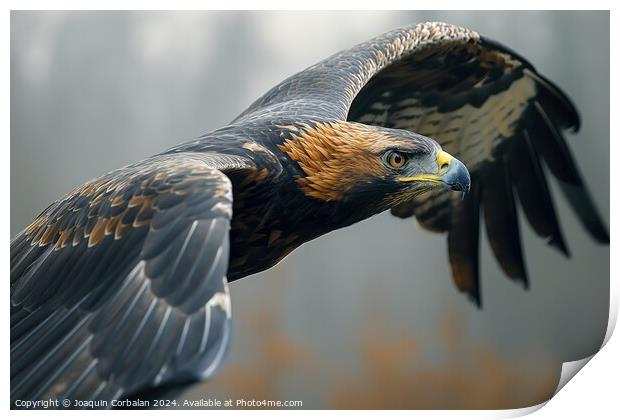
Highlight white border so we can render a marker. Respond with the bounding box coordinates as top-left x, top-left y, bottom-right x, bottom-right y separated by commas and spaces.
4, 2, 616, 418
